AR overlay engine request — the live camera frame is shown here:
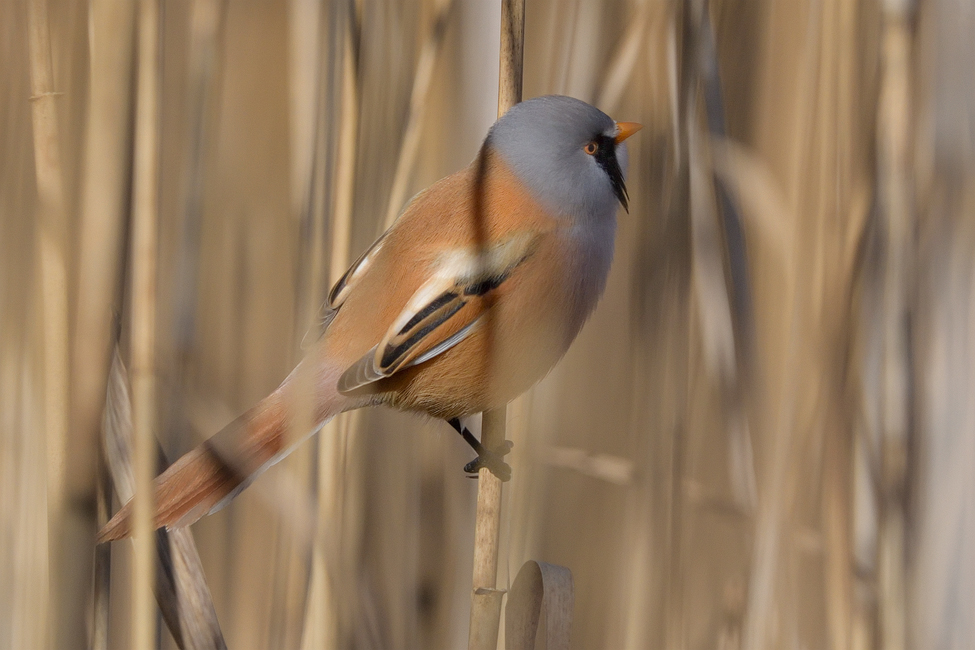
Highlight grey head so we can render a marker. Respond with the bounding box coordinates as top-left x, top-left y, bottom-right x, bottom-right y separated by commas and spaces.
485, 95, 630, 221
